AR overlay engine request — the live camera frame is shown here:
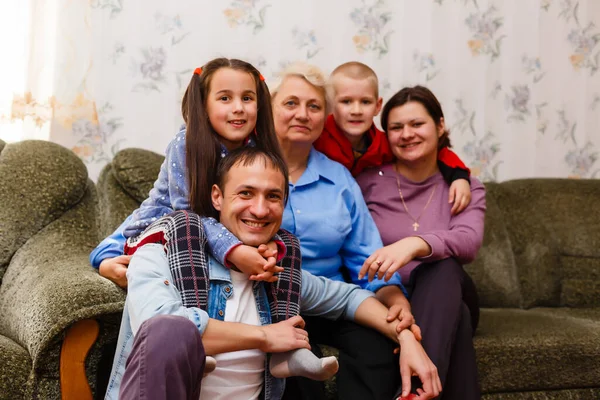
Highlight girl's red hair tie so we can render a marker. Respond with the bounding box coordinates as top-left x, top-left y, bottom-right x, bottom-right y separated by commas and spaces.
259, 74, 265, 81
194, 67, 202, 76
